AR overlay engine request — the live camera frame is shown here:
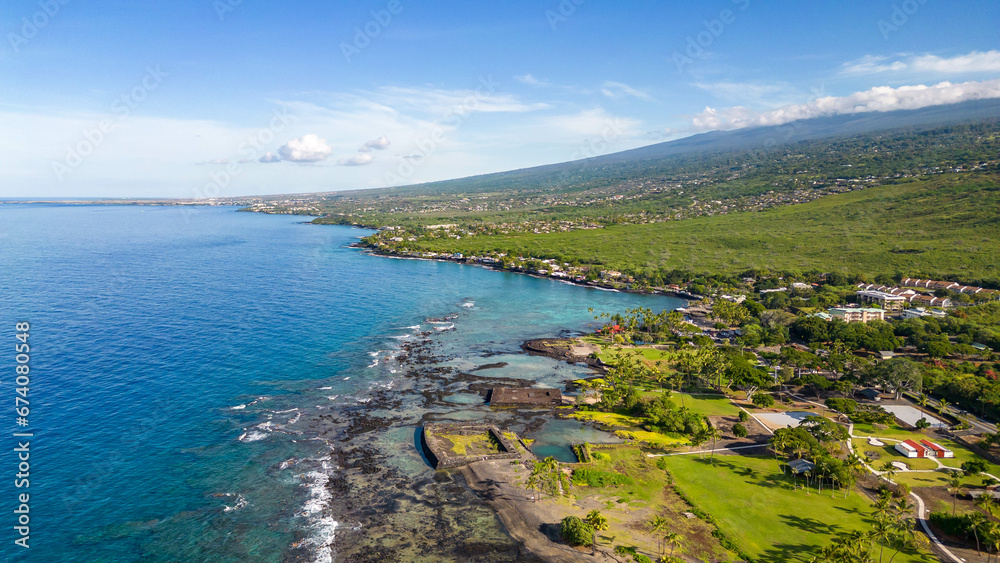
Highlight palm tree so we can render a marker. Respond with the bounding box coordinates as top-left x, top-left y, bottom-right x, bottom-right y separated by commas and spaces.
585, 510, 608, 554
970, 511, 988, 555
976, 492, 997, 519
870, 515, 897, 563
938, 399, 951, 416
872, 490, 893, 520
948, 473, 964, 516
879, 461, 897, 484
917, 392, 929, 409
689, 429, 708, 457
529, 456, 562, 501
649, 515, 668, 556
771, 432, 790, 472
526, 471, 542, 502
846, 453, 865, 498
893, 497, 914, 525
663, 531, 681, 559
985, 521, 1000, 563
705, 424, 723, 465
